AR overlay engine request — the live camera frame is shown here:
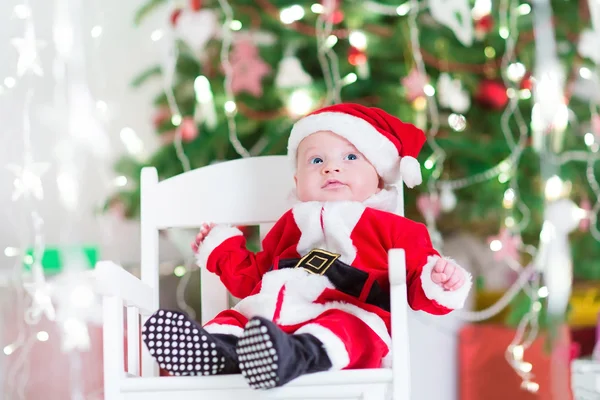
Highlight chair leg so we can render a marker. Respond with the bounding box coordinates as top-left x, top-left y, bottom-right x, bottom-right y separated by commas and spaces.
361, 385, 392, 400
